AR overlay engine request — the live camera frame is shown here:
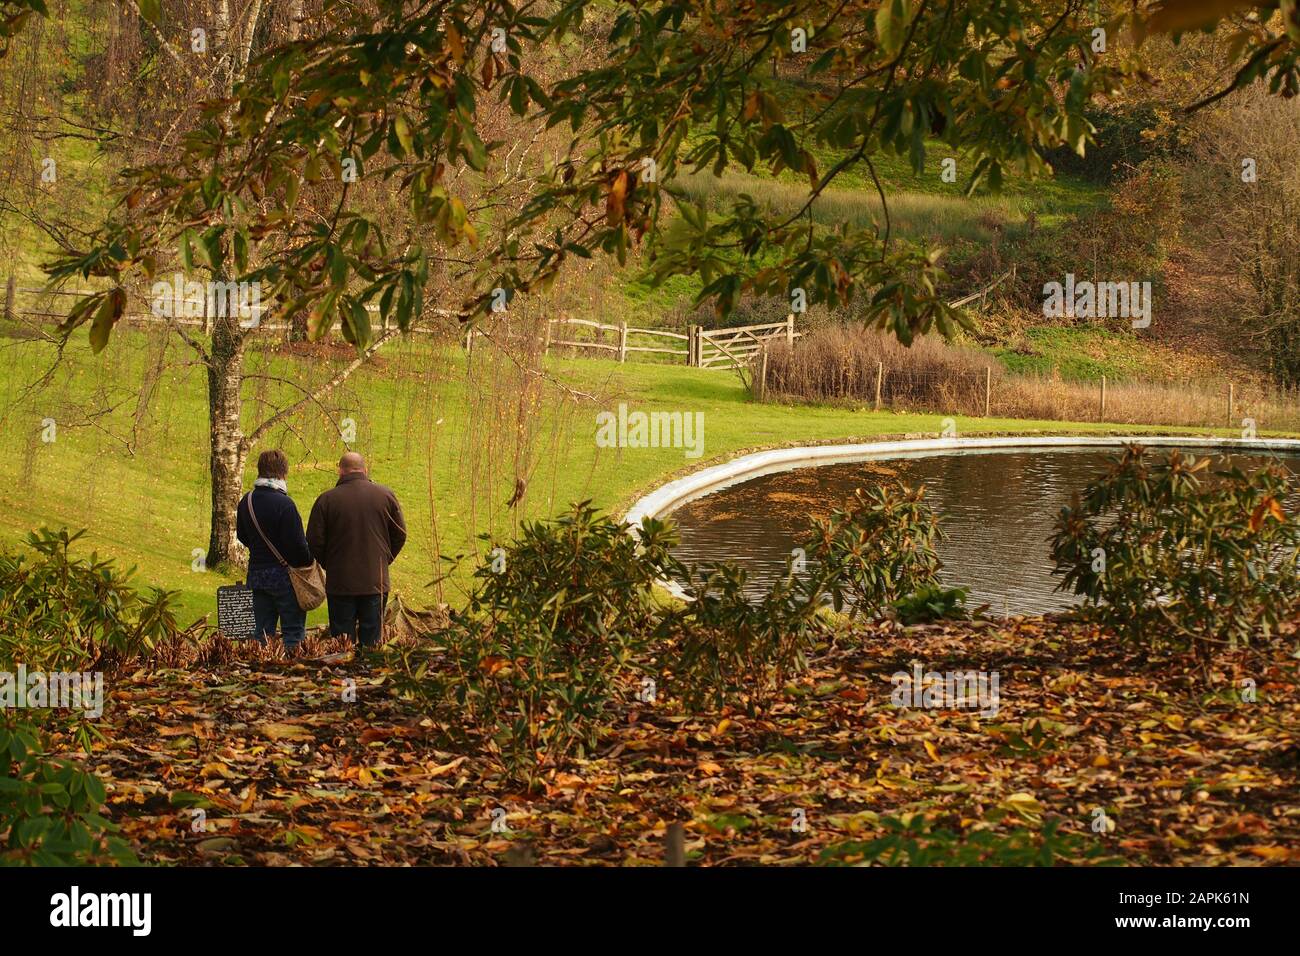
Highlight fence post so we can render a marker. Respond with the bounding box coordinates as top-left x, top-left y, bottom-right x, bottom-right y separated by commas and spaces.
618, 321, 628, 363
543, 319, 552, 356
689, 325, 700, 367
3, 274, 14, 323
1099, 375, 1107, 421
984, 366, 991, 417
874, 361, 883, 411
1227, 381, 1234, 429
759, 345, 769, 401
464, 326, 474, 354
786, 313, 794, 347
